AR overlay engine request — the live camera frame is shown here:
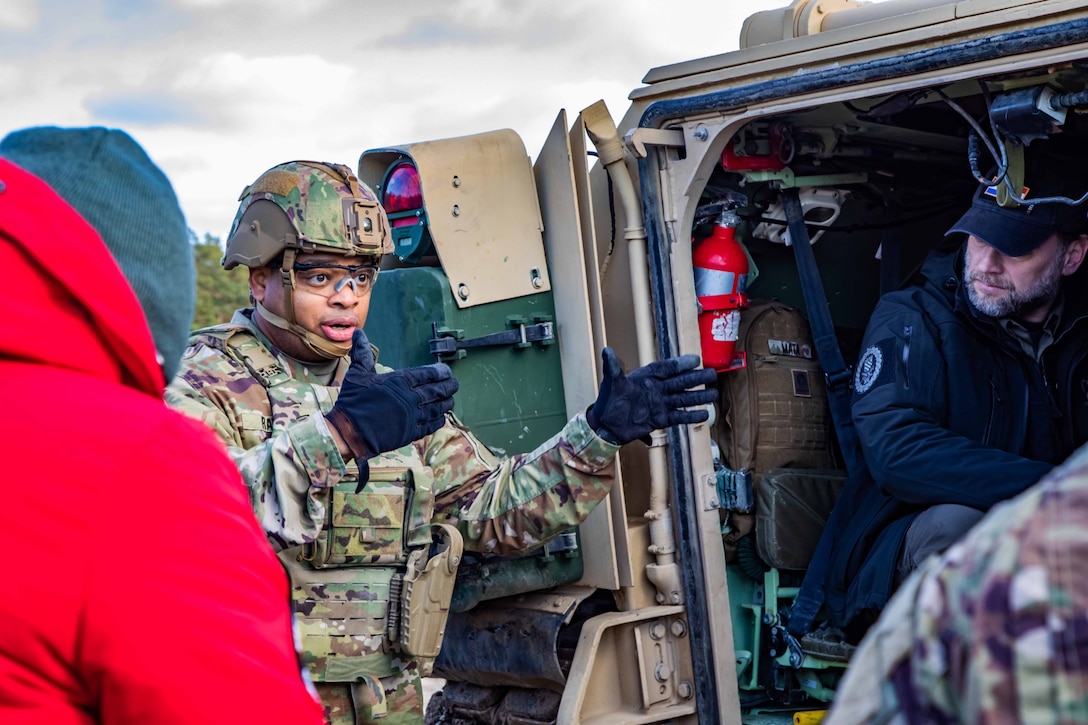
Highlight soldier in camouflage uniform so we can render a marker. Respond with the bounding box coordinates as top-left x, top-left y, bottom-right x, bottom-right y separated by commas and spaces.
828, 441, 1088, 724
166, 160, 717, 724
